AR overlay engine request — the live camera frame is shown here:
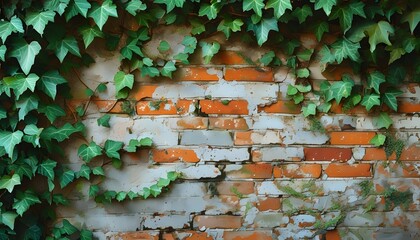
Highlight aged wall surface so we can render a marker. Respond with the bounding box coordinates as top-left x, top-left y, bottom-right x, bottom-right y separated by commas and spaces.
59, 26, 420, 240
